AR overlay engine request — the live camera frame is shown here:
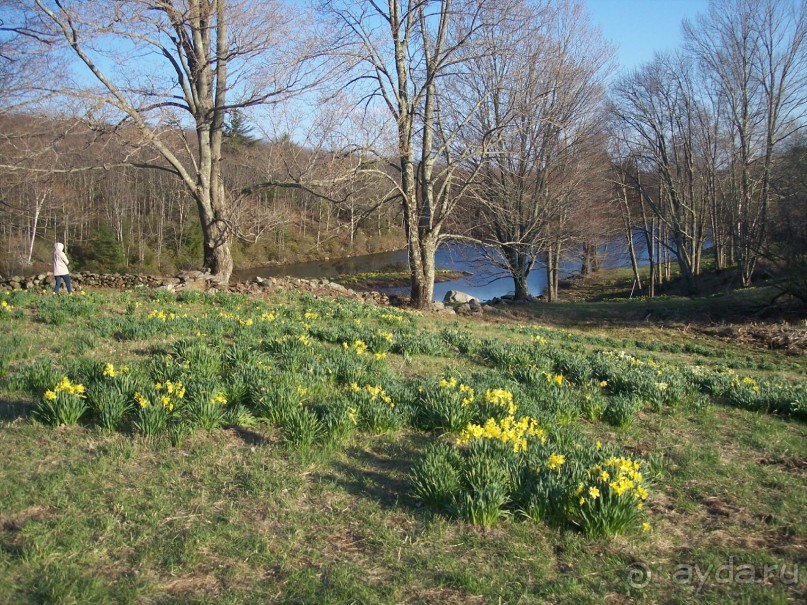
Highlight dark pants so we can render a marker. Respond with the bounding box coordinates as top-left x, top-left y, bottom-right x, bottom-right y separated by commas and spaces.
54, 274, 73, 294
